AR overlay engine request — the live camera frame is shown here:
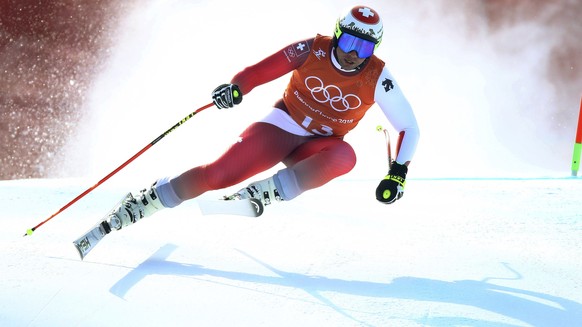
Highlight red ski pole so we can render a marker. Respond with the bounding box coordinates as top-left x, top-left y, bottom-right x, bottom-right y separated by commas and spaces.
24, 102, 214, 237
376, 125, 393, 169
